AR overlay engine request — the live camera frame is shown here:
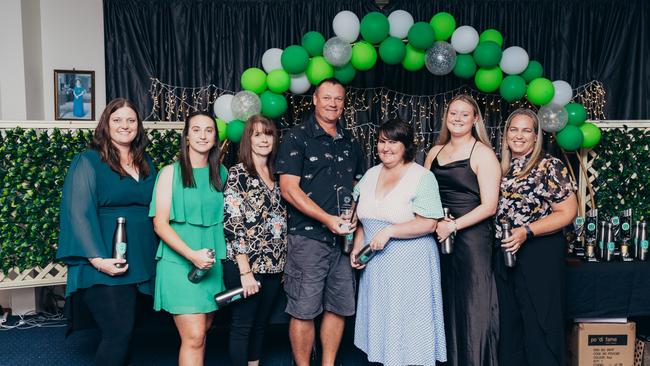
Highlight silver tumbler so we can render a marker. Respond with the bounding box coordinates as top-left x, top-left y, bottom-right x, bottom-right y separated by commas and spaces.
501, 223, 517, 268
